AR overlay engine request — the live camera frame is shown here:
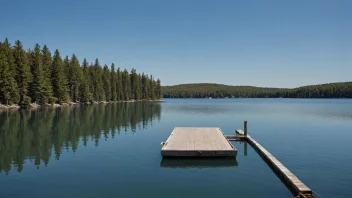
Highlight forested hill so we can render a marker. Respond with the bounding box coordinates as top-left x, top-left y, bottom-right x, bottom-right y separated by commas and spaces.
162, 82, 352, 98
0, 38, 162, 106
